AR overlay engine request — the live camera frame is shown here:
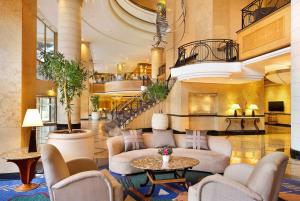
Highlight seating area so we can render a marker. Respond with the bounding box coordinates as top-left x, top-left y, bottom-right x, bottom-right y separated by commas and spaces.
1, 0, 300, 201
107, 133, 232, 175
